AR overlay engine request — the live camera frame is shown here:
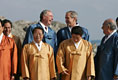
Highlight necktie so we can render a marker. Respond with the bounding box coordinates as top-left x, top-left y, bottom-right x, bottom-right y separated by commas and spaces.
45, 27, 47, 31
